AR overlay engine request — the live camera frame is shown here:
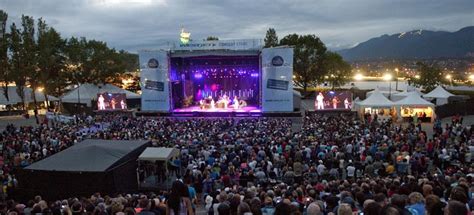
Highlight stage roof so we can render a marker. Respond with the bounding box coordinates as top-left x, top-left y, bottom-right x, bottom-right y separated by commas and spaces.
170, 50, 260, 58
138, 147, 180, 162
25, 139, 149, 172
